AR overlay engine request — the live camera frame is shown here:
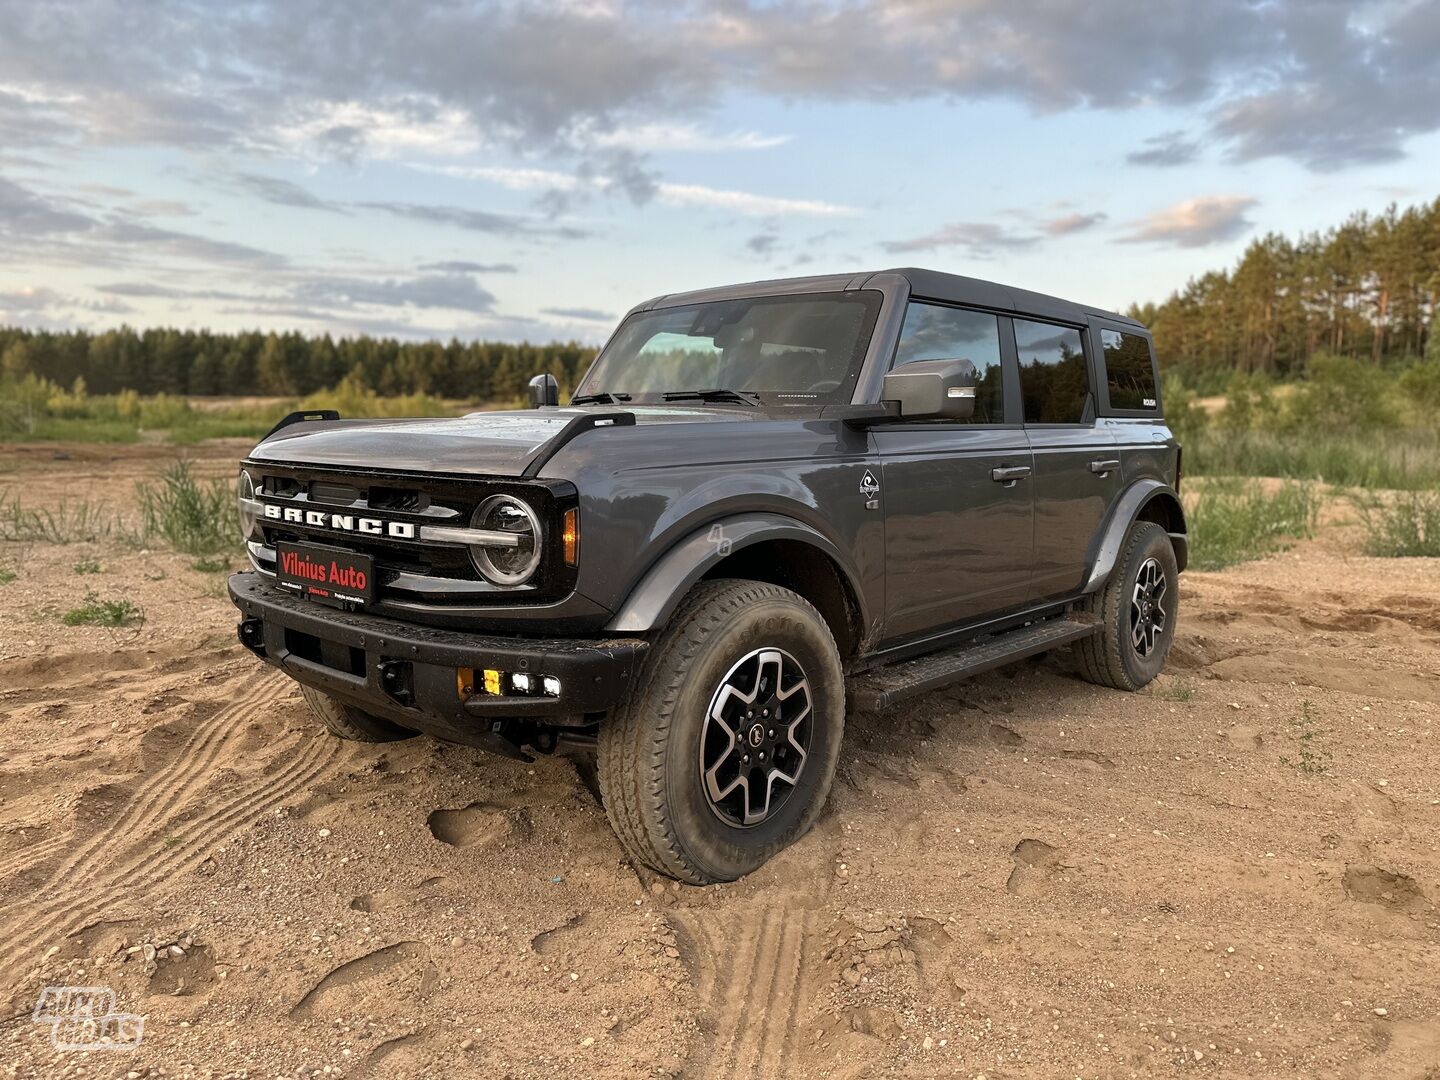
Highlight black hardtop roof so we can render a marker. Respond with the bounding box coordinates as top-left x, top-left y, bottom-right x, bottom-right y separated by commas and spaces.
638, 268, 1146, 332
